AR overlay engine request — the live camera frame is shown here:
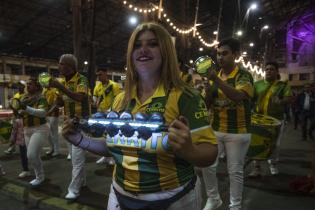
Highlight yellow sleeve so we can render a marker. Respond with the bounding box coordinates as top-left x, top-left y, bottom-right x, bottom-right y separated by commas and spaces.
111, 92, 125, 111
113, 83, 122, 97
93, 82, 102, 97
